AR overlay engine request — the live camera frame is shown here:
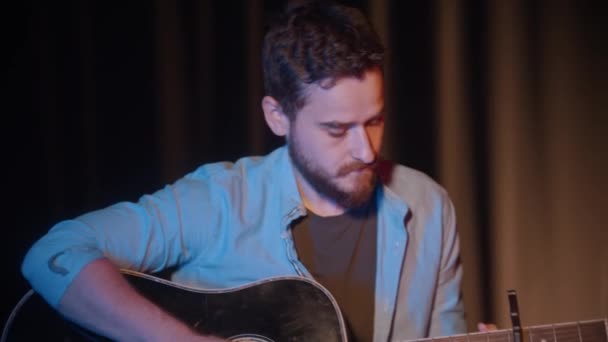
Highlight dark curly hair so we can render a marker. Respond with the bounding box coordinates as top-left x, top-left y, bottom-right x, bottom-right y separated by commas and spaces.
262, 1, 385, 119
